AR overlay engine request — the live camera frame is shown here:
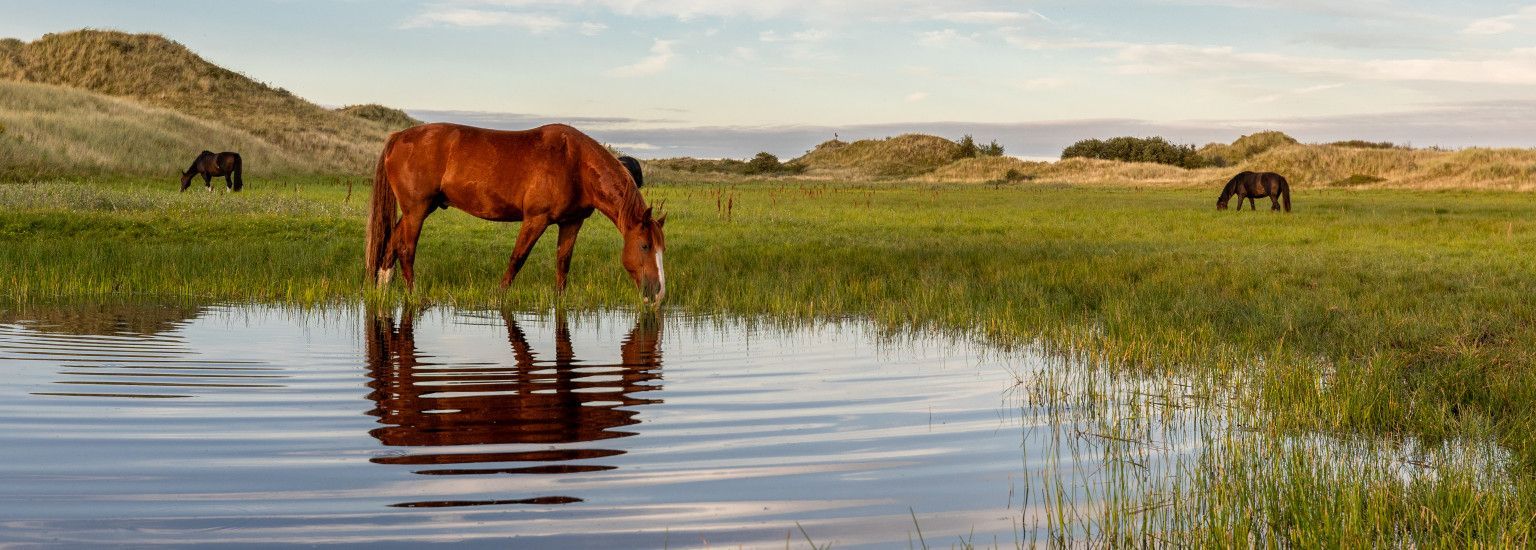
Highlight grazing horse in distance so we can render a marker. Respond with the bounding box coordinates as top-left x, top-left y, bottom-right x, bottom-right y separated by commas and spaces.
180, 151, 243, 192
365, 123, 666, 303
1217, 171, 1291, 212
